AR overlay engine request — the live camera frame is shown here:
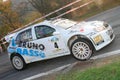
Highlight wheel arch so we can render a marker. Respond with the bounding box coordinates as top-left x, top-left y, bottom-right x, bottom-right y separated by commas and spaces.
10, 53, 26, 63
67, 35, 95, 51
10, 53, 27, 70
